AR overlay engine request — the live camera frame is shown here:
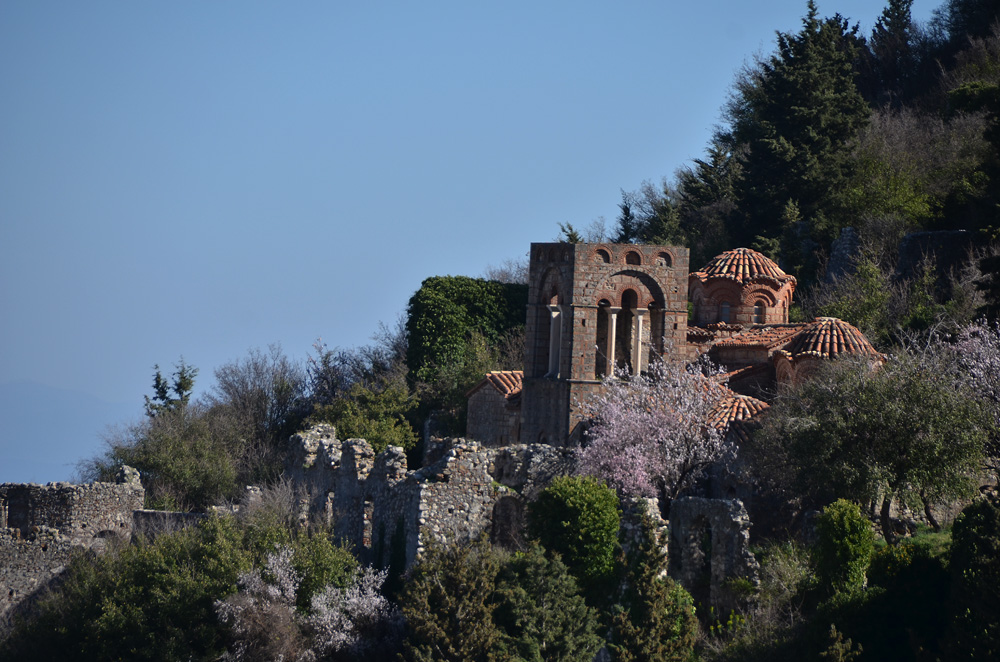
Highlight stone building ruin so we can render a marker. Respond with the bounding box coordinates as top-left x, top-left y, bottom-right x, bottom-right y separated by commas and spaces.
0, 468, 145, 625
